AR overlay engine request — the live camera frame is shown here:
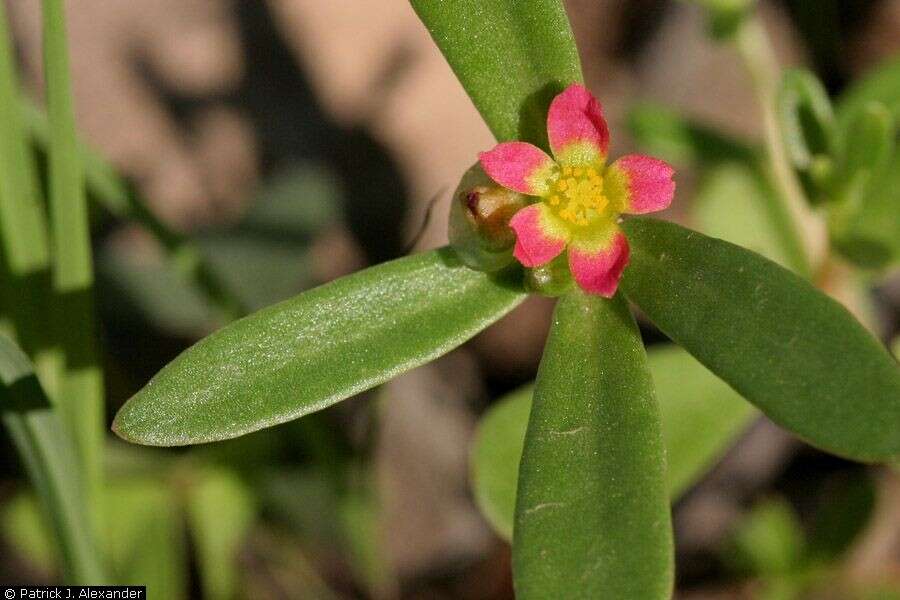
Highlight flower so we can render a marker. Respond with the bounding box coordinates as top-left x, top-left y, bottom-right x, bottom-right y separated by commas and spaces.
478, 84, 675, 297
